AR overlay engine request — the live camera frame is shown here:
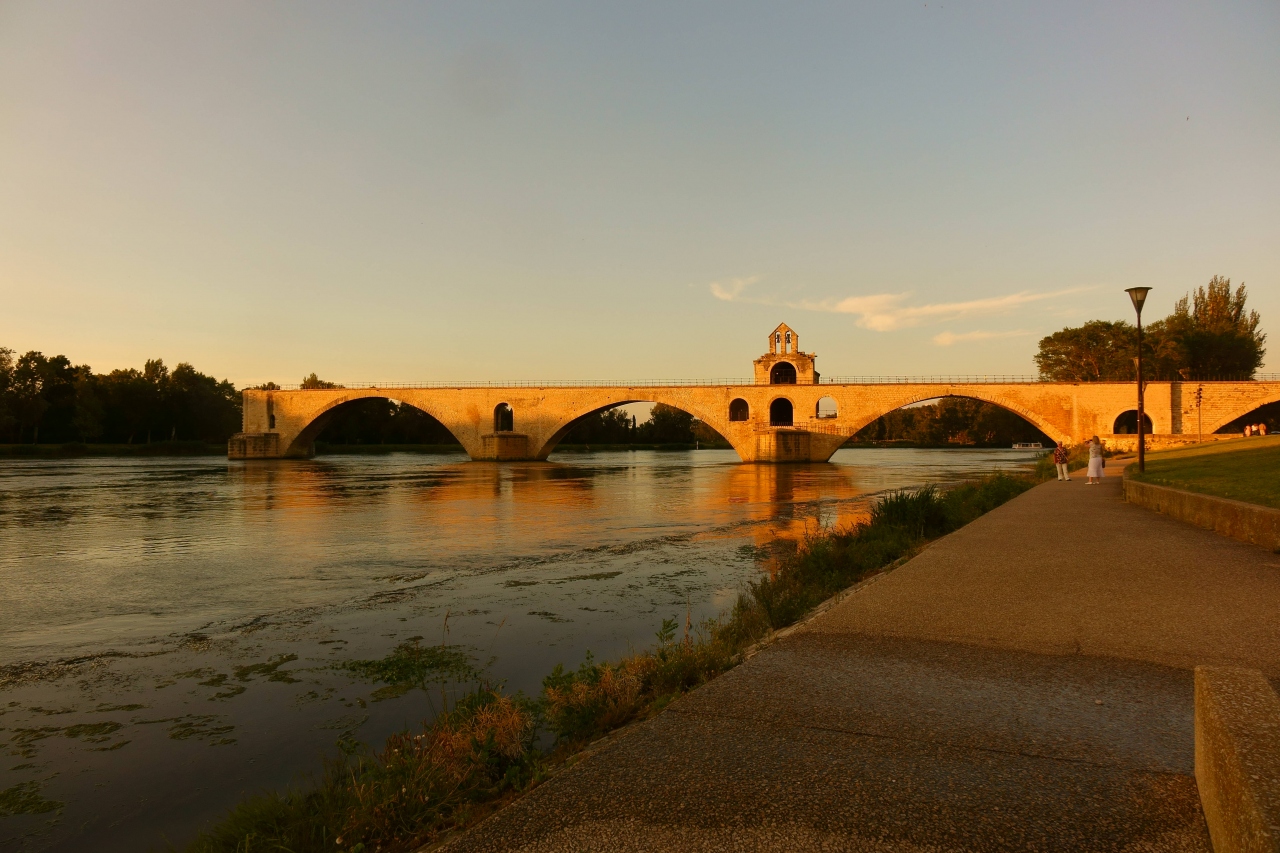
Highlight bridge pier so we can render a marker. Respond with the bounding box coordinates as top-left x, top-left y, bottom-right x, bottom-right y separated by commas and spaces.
478, 433, 532, 461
